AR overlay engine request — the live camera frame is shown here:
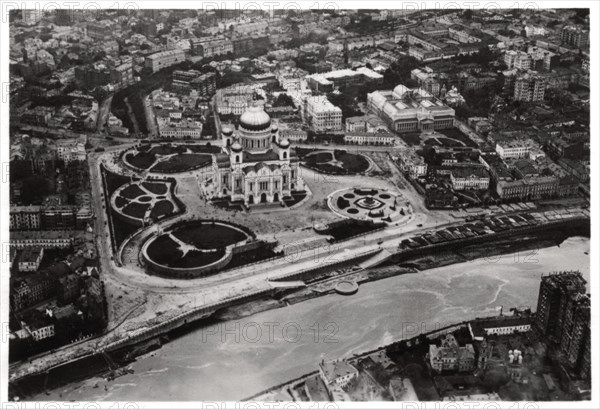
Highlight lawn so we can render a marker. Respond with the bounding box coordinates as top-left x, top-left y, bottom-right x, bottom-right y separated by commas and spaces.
146, 234, 225, 268
114, 196, 129, 209
152, 153, 212, 173
120, 184, 146, 199
305, 151, 334, 163
142, 182, 168, 195
303, 149, 369, 175
149, 200, 175, 221
424, 137, 463, 148
126, 144, 217, 171
126, 151, 157, 170
187, 144, 221, 154
336, 150, 370, 173
437, 128, 479, 148
320, 220, 385, 241
171, 221, 248, 249
398, 132, 422, 146
122, 202, 150, 218
149, 145, 185, 155
283, 191, 307, 208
